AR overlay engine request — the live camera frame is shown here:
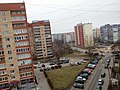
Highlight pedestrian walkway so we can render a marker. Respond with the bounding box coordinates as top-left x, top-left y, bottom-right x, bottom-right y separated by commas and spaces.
34, 68, 51, 90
